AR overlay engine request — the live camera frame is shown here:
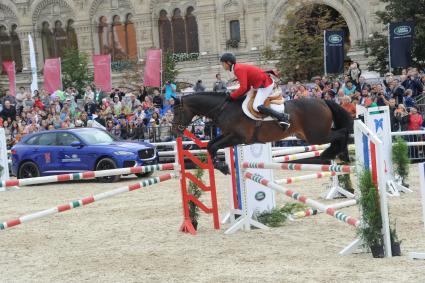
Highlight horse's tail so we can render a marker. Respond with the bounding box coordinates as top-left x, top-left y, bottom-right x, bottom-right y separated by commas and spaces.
323, 100, 354, 162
